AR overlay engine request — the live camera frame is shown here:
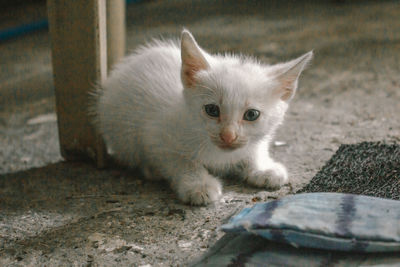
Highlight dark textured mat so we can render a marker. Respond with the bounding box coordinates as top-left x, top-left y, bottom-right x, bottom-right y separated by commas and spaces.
300, 142, 400, 199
